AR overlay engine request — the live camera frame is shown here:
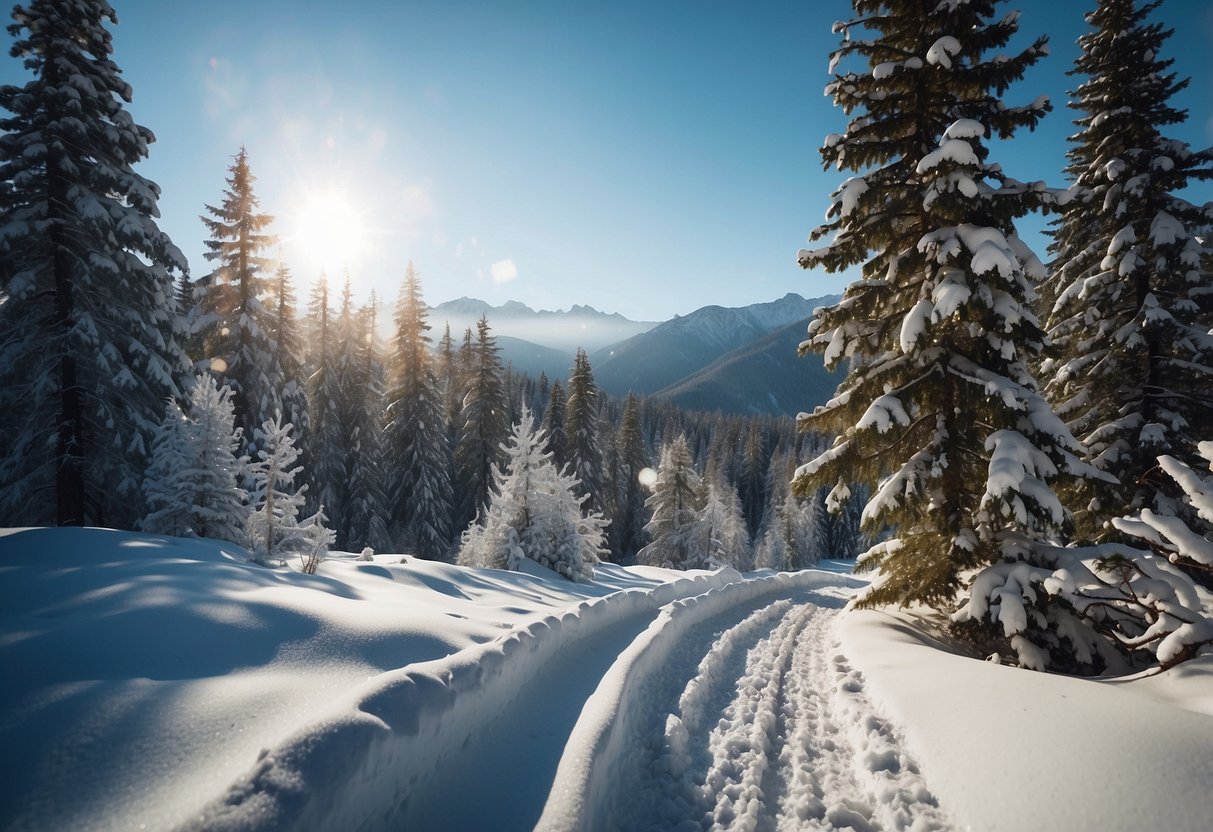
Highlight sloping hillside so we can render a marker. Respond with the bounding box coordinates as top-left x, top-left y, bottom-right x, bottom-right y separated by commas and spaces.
653, 316, 844, 416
